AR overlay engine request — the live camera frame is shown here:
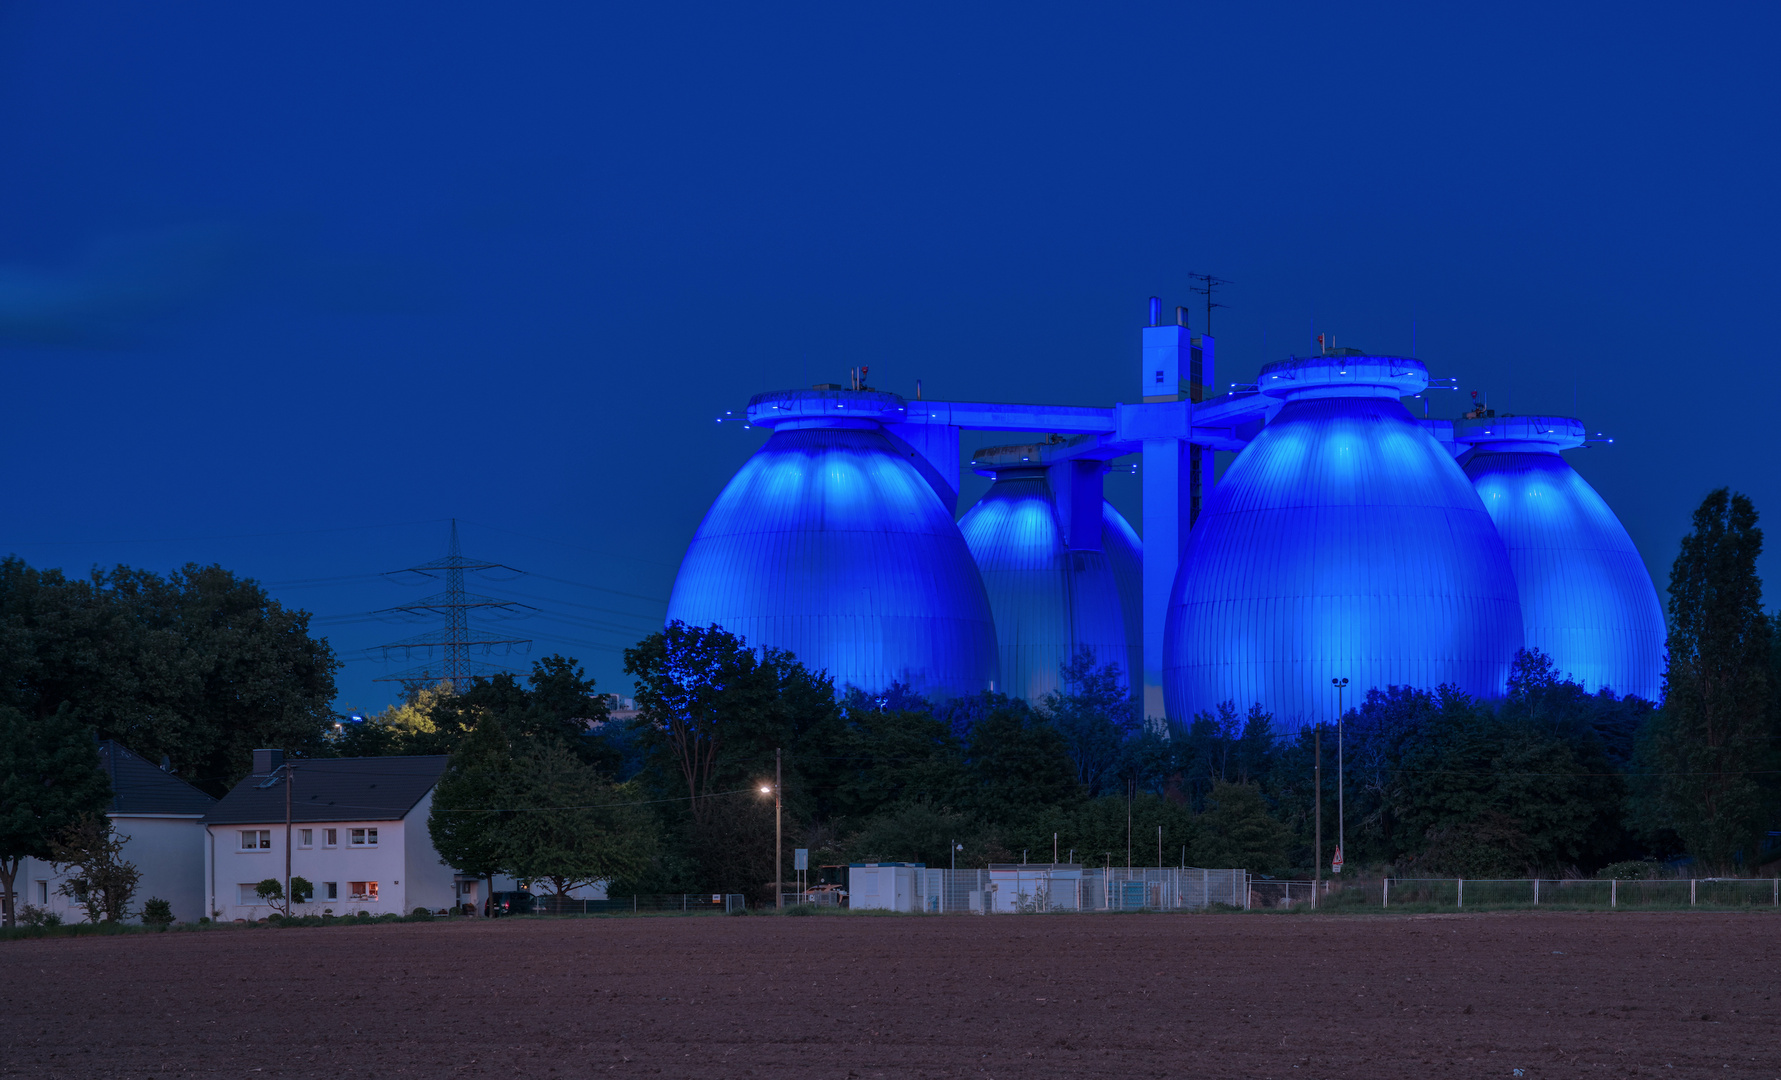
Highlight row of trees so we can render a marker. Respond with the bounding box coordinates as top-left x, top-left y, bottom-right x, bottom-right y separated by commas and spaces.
3, 486, 1776, 916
